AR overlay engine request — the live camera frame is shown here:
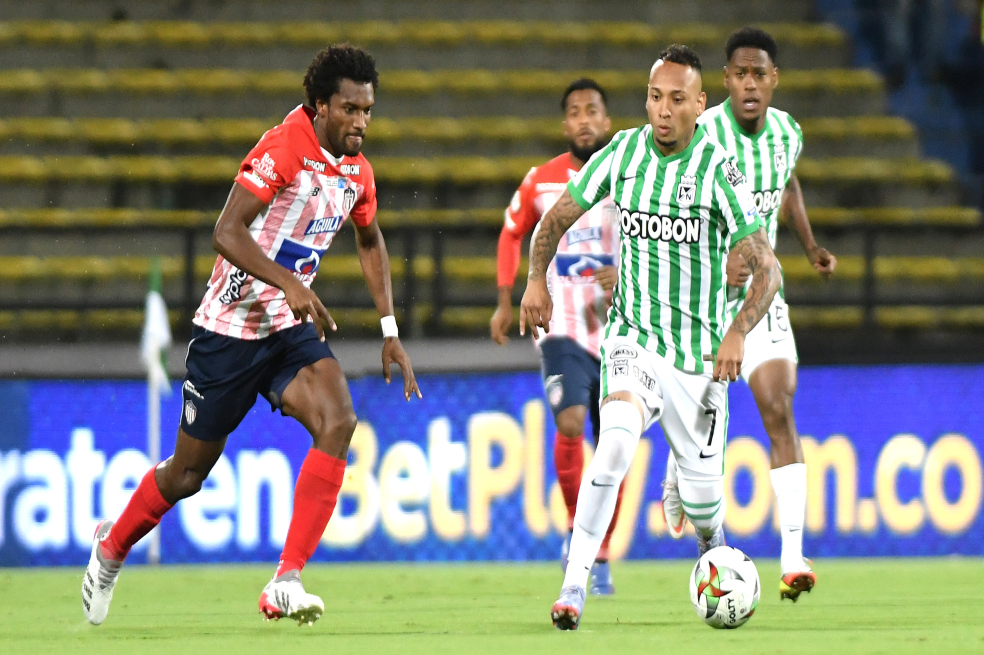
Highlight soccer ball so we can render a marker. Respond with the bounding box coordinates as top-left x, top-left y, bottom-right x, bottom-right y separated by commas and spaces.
689, 546, 760, 629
